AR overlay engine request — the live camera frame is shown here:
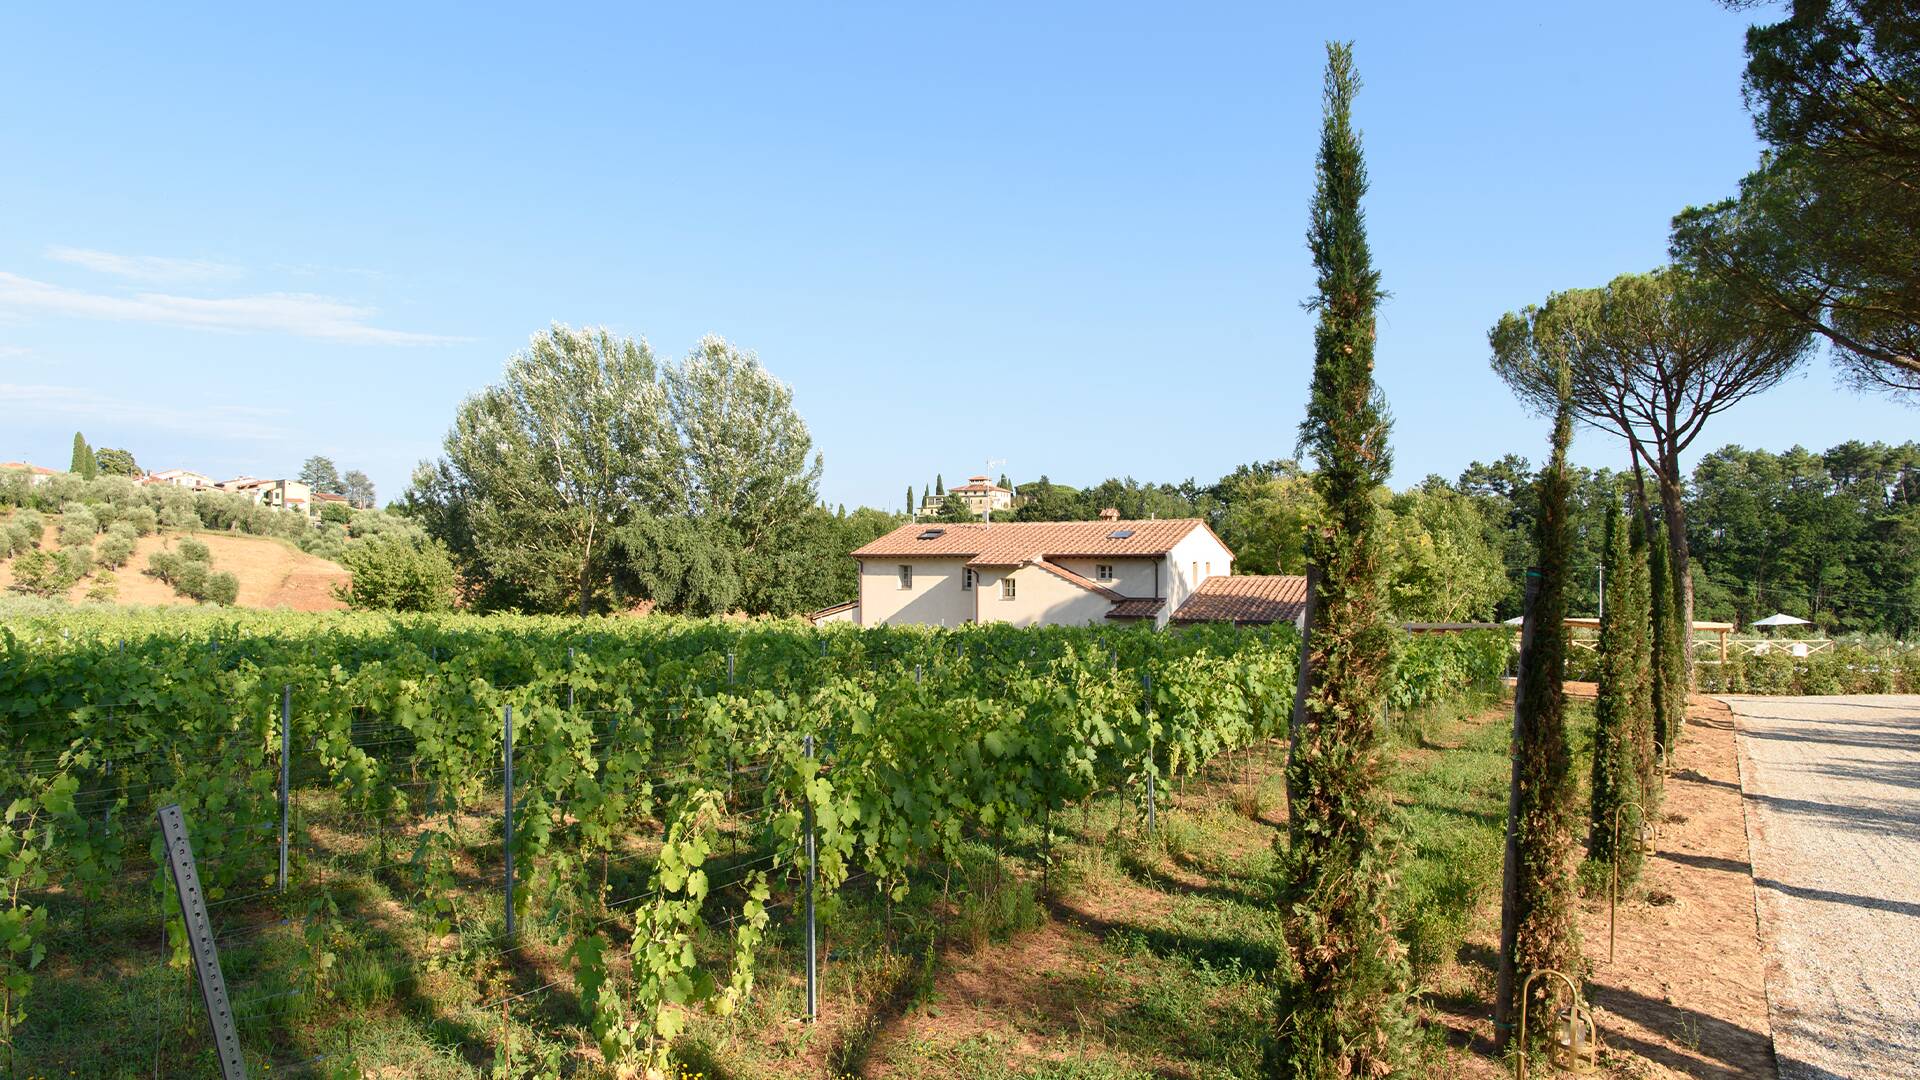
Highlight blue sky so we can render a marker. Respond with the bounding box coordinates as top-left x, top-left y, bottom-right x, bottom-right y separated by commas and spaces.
2, 2, 1911, 511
